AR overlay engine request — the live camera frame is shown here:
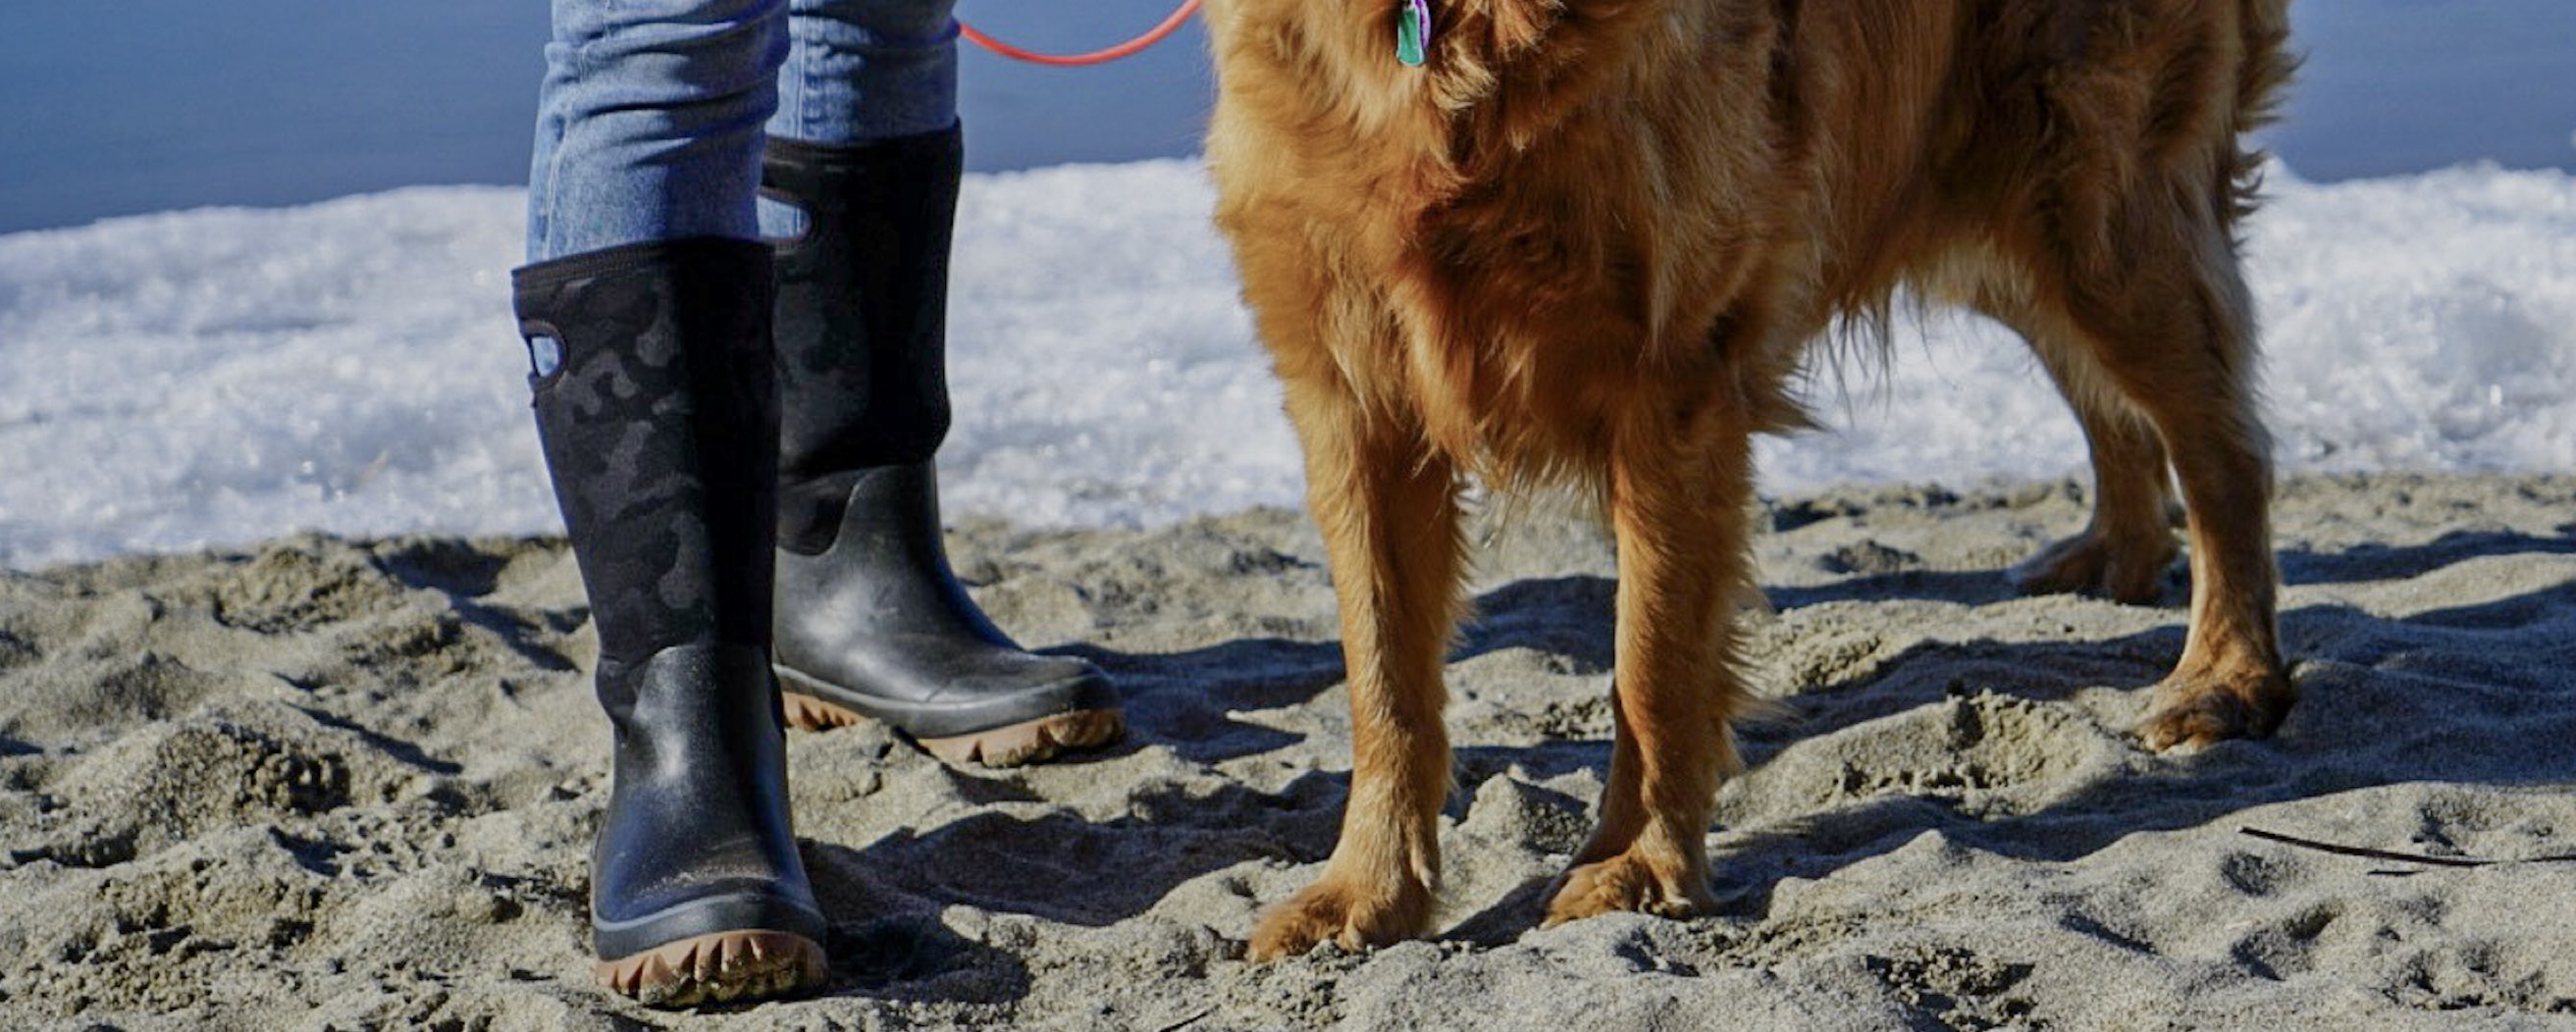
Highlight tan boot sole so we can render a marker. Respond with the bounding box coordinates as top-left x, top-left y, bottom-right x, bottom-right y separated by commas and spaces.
595, 929, 826, 1008
781, 691, 1125, 768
